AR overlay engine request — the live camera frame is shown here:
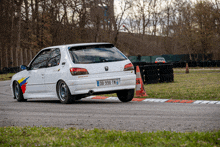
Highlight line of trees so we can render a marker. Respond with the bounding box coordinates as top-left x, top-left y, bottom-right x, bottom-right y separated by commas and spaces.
124, 0, 220, 60
0, 0, 220, 69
